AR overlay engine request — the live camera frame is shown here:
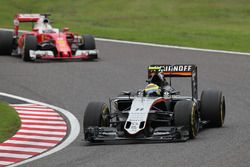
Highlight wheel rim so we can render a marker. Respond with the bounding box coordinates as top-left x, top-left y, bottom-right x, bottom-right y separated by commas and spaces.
101, 105, 110, 126
191, 104, 198, 137
220, 96, 225, 126
21, 39, 25, 60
